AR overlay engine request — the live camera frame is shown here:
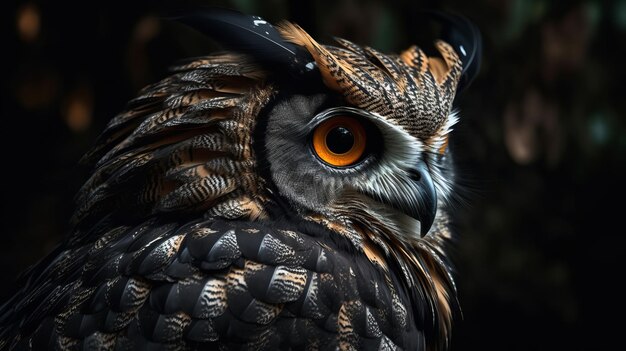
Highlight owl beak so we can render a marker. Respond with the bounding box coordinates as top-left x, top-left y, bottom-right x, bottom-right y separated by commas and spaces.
381, 161, 437, 236
408, 161, 438, 236
360, 161, 438, 236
